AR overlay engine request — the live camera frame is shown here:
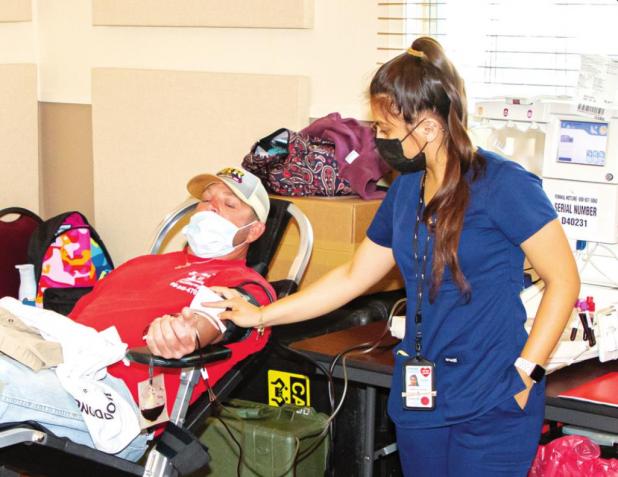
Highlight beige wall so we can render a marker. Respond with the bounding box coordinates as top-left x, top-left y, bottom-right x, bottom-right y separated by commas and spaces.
0, 23, 35, 64
39, 102, 94, 220
92, 68, 309, 264
0, 3, 38, 213
2, 1, 382, 262
37, 0, 378, 119
92, 0, 314, 28
0, 64, 38, 212
0, 0, 31, 22
30, 0, 381, 264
